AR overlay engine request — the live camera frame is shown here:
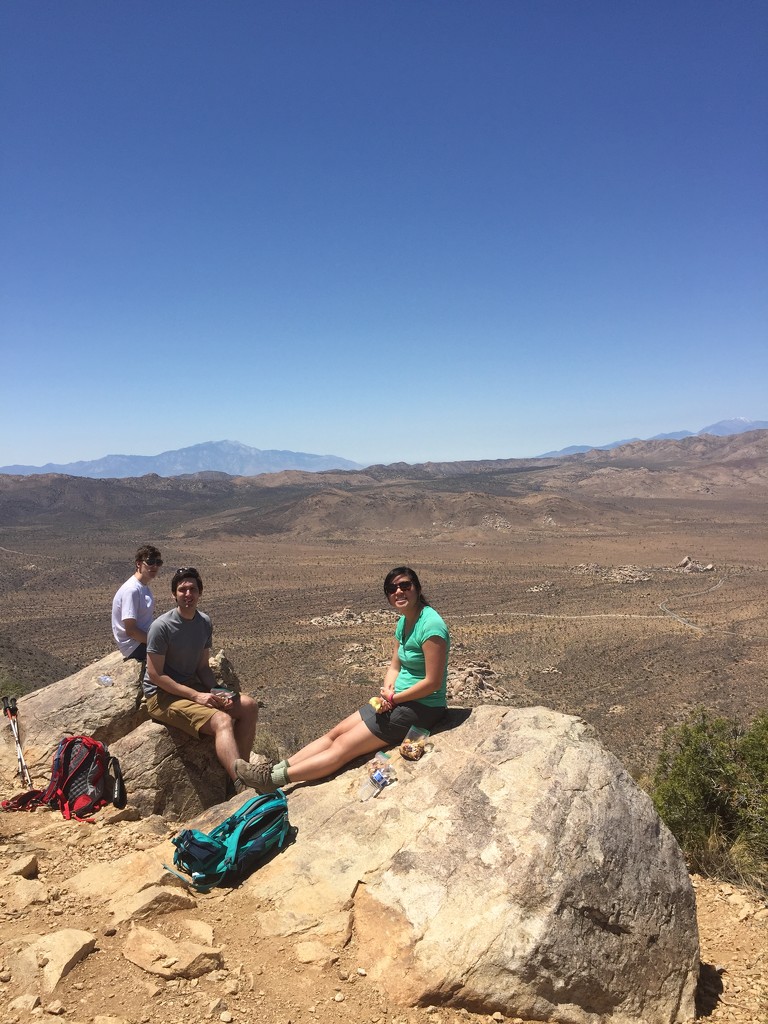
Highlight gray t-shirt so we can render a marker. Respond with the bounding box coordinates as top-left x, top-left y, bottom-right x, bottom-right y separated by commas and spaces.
143, 607, 213, 697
